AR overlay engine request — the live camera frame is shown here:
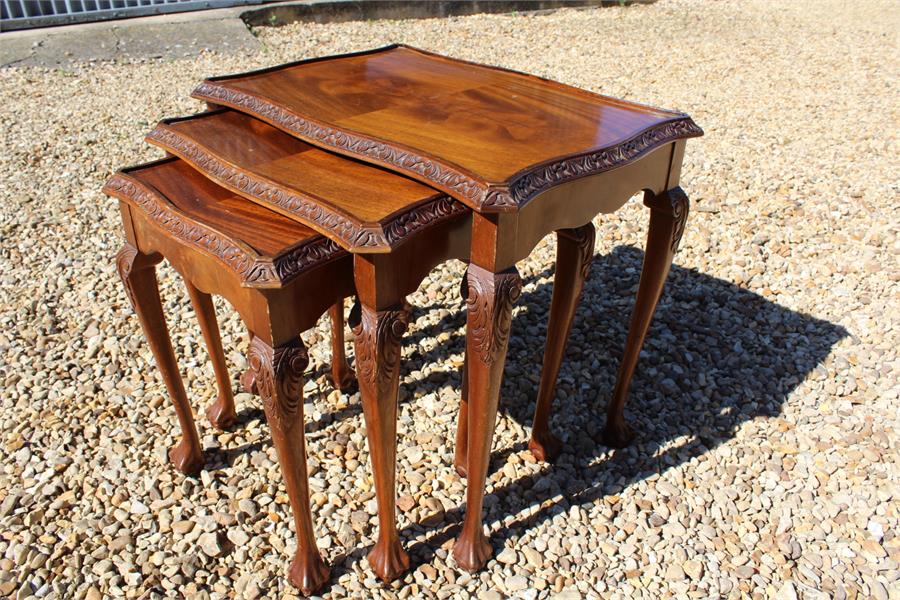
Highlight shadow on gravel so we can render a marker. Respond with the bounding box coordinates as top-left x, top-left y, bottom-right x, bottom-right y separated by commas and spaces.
386, 244, 848, 571
194, 243, 847, 583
